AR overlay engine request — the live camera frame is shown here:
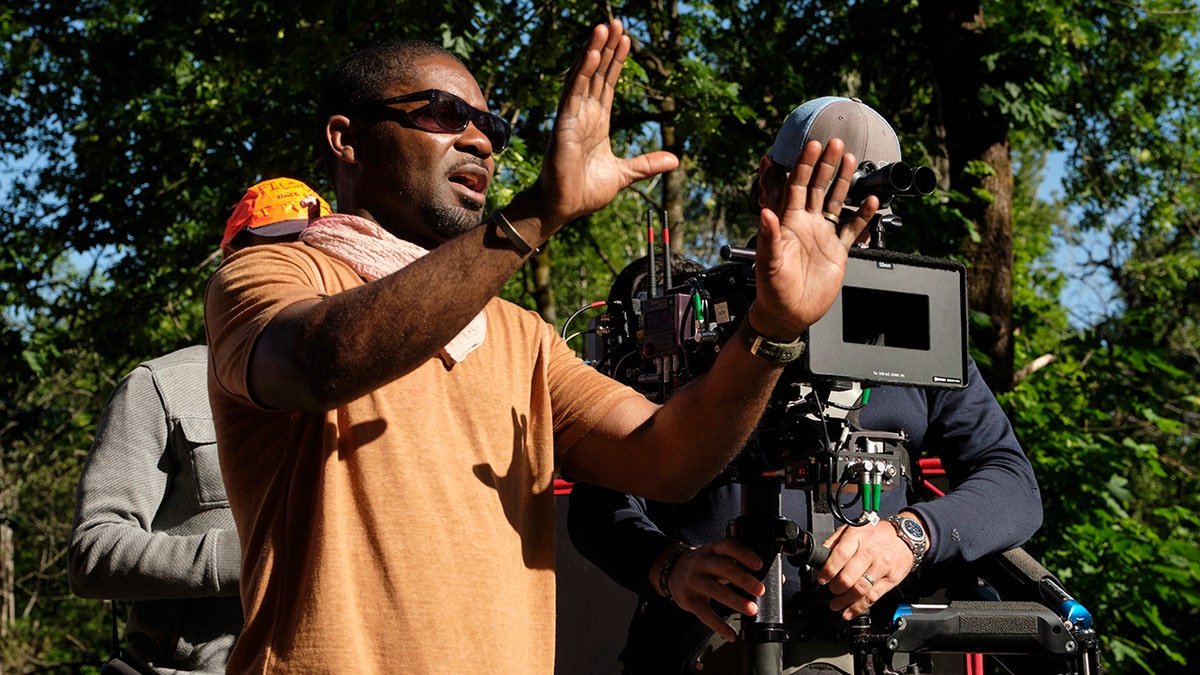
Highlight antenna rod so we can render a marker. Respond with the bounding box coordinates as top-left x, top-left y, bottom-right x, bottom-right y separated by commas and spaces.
662, 210, 672, 290
647, 210, 658, 298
